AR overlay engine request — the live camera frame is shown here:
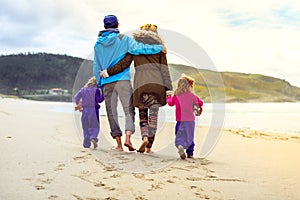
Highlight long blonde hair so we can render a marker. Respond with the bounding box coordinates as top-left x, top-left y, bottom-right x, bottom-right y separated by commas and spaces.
174, 74, 195, 96
84, 76, 98, 88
